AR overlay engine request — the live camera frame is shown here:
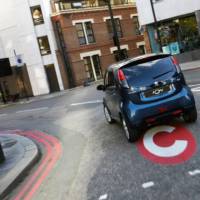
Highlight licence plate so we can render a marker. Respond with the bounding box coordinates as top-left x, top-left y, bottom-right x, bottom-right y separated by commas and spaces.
144, 84, 172, 98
